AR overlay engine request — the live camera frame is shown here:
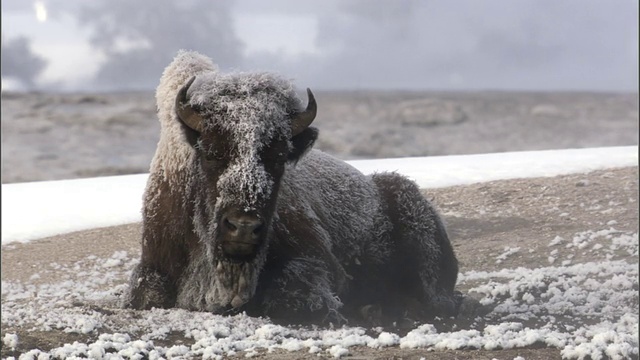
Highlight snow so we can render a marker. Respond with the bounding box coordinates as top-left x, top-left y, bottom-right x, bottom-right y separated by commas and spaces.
2, 333, 18, 350
1, 174, 148, 244
349, 145, 637, 189
1, 145, 637, 245
0, 254, 636, 360
495, 247, 521, 264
